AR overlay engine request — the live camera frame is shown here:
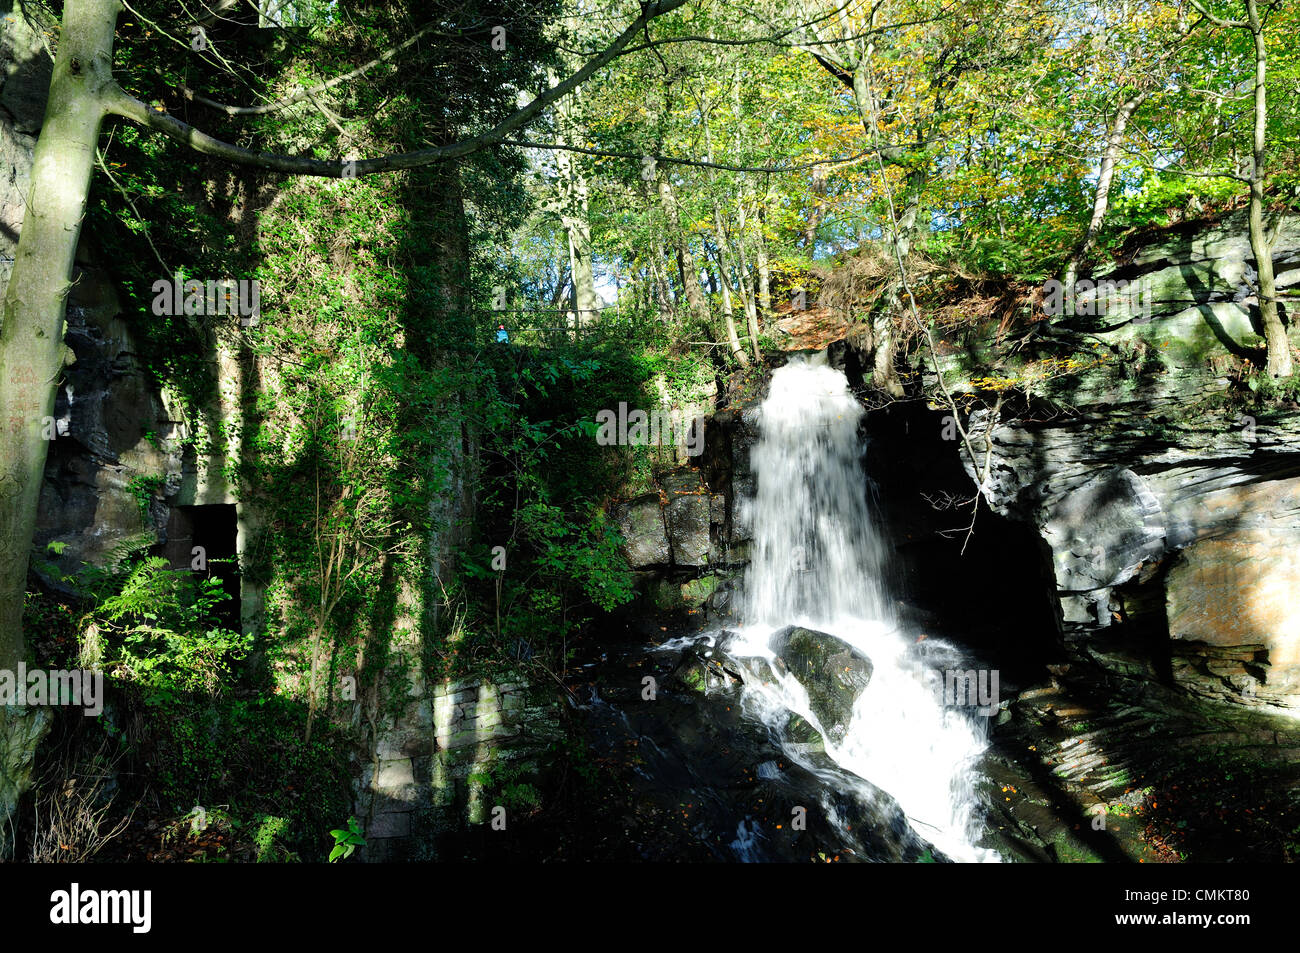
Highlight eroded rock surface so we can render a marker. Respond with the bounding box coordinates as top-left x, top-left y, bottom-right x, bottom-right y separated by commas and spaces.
945, 213, 1300, 710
